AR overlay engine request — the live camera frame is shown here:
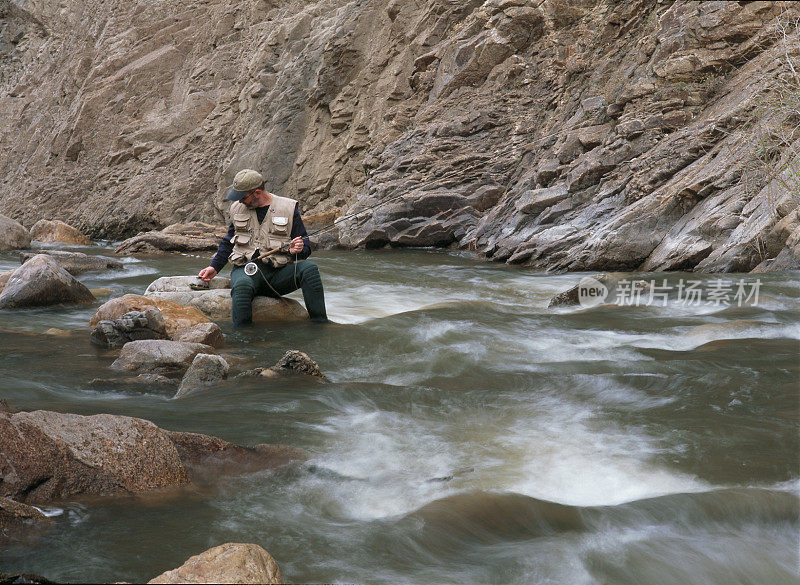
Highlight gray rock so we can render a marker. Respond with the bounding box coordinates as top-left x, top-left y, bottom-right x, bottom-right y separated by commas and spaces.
110, 340, 215, 374
0, 215, 31, 251
20, 250, 123, 276
174, 353, 230, 399
0, 254, 96, 309
90, 309, 168, 348
173, 322, 225, 347
114, 222, 228, 255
